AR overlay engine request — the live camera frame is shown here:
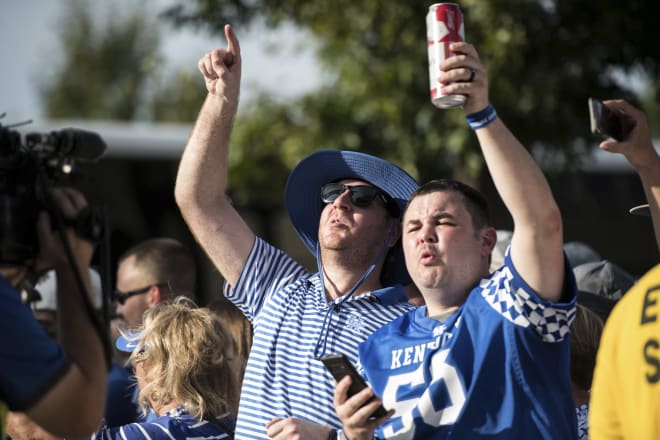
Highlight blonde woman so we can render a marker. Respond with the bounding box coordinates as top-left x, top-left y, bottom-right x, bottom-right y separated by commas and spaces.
94, 297, 239, 439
